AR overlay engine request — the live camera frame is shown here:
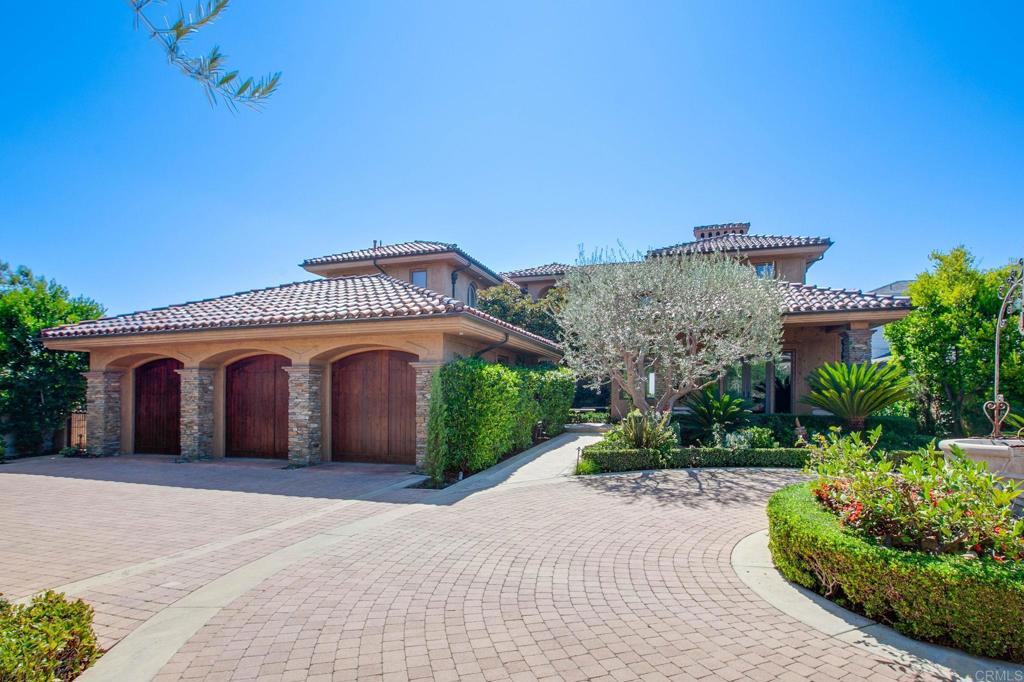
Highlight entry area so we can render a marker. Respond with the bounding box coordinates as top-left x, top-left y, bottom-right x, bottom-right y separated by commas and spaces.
331, 350, 417, 464
226, 354, 291, 458
134, 358, 183, 455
